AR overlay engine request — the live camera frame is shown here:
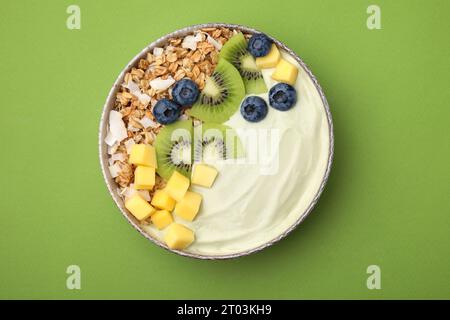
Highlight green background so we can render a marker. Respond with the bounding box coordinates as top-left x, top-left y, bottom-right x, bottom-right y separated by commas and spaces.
0, 0, 449, 299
